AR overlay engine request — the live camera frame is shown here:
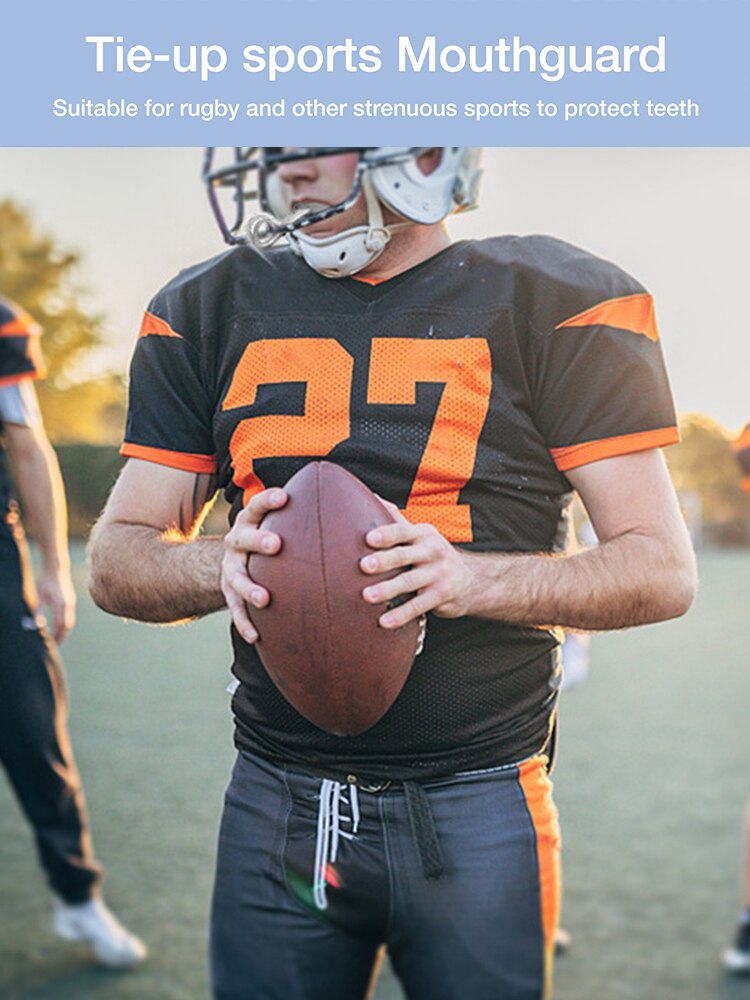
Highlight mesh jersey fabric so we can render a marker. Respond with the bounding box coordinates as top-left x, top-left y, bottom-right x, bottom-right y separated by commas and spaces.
0, 298, 45, 518
122, 236, 679, 781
